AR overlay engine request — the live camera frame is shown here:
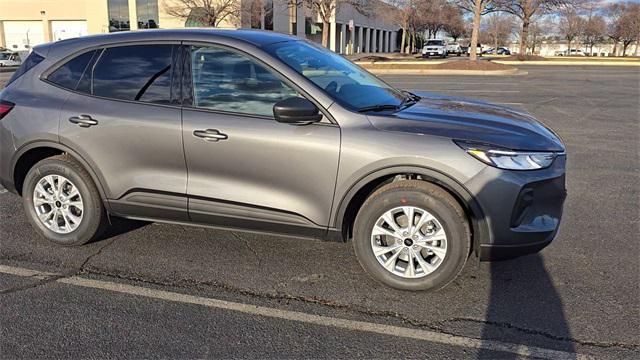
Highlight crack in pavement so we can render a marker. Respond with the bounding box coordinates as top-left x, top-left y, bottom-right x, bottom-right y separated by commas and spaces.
0, 238, 117, 295
230, 232, 262, 266
71, 265, 639, 352
431, 317, 640, 350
